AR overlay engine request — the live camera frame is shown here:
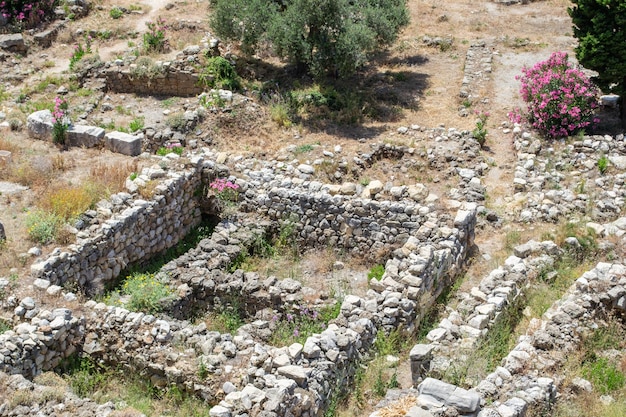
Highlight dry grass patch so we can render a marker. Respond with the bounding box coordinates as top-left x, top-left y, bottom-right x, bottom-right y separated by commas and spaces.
38, 183, 100, 221
90, 160, 139, 195
377, 395, 417, 417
